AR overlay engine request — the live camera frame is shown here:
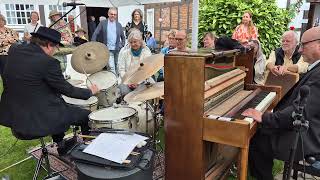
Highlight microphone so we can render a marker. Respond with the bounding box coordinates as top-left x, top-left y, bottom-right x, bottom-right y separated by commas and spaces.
298, 85, 310, 107
292, 85, 310, 124
62, 2, 85, 7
